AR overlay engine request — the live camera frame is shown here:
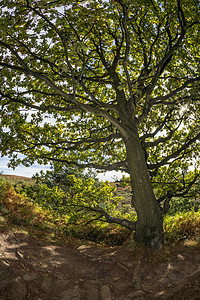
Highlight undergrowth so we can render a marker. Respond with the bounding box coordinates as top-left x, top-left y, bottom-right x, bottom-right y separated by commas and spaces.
0, 176, 130, 245
0, 176, 199, 247
164, 211, 200, 245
